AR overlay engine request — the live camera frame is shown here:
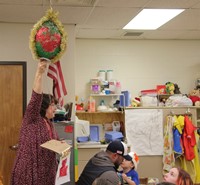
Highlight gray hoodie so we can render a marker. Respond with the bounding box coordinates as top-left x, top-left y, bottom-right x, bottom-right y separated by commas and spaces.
77, 150, 120, 185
